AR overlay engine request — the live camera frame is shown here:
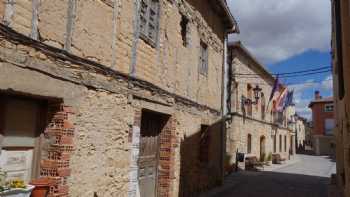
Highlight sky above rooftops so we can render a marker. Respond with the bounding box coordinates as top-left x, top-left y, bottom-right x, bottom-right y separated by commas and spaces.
227, 0, 333, 120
